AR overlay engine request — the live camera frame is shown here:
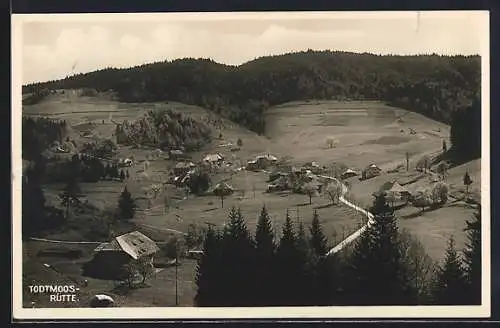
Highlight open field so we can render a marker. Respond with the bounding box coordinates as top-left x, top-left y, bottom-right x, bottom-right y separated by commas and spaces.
265, 100, 450, 170
21, 92, 482, 307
